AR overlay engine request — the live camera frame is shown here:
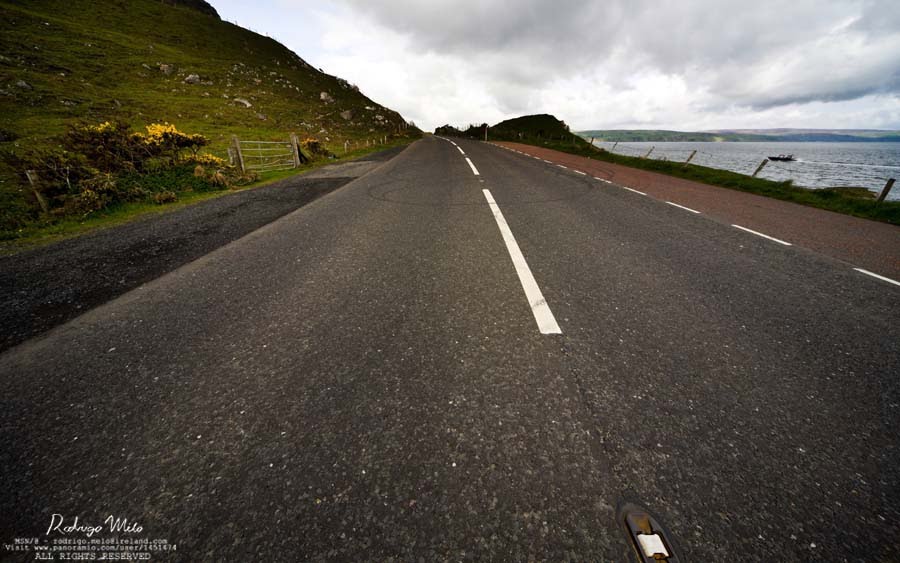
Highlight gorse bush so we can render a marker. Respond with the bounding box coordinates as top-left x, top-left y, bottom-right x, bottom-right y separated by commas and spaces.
64, 121, 210, 172
1, 121, 228, 225
64, 121, 144, 173
136, 122, 209, 165
189, 153, 226, 167
301, 137, 334, 158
